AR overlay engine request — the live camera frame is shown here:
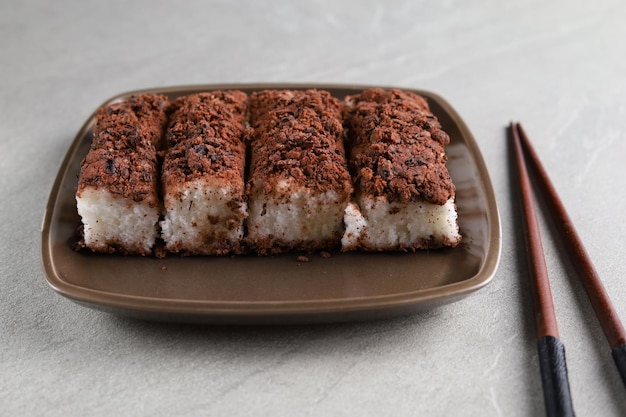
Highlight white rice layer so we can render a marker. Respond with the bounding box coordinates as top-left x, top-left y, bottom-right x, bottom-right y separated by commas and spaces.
246, 178, 348, 250
77, 187, 159, 254
160, 179, 247, 255
342, 196, 461, 251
